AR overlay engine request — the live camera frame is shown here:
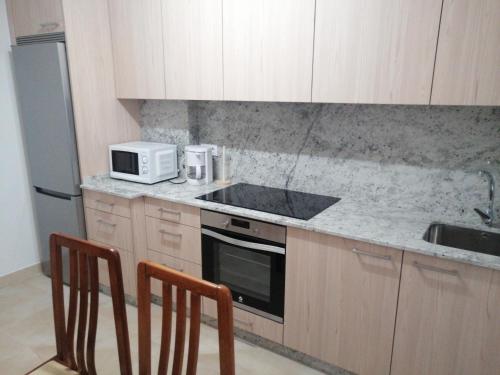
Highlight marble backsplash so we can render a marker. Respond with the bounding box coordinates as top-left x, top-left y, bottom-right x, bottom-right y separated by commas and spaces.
141, 101, 500, 221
